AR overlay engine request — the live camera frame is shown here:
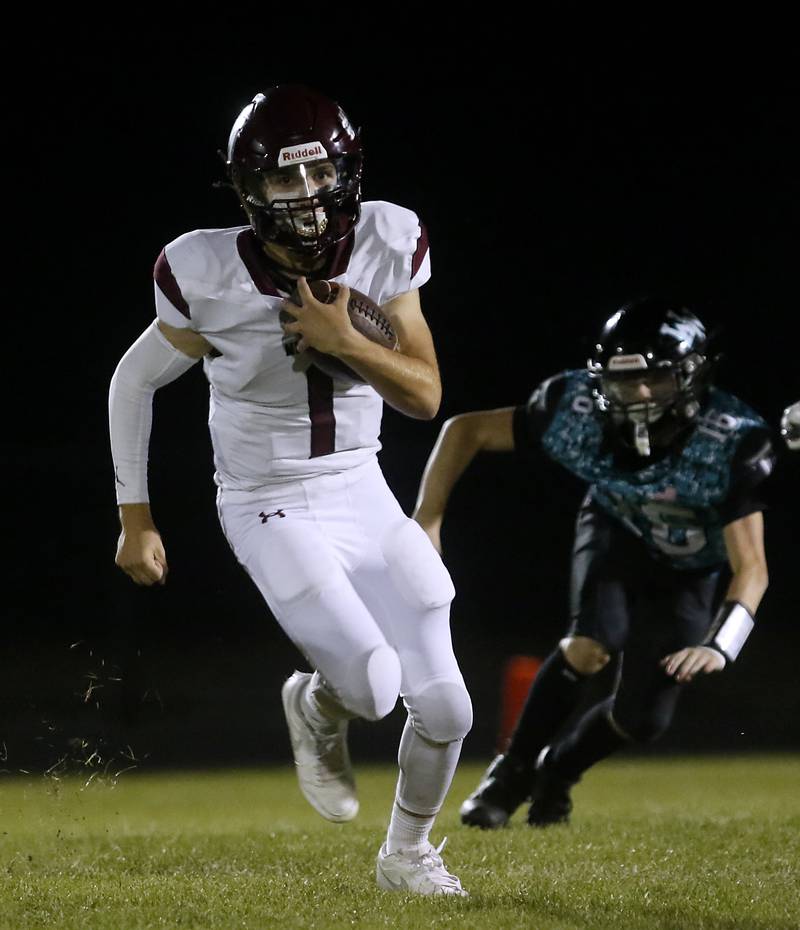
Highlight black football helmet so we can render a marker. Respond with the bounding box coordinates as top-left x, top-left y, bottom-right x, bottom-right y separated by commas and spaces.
226, 85, 363, 256
781, 401, 800, 451
588, 298, 713, 457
